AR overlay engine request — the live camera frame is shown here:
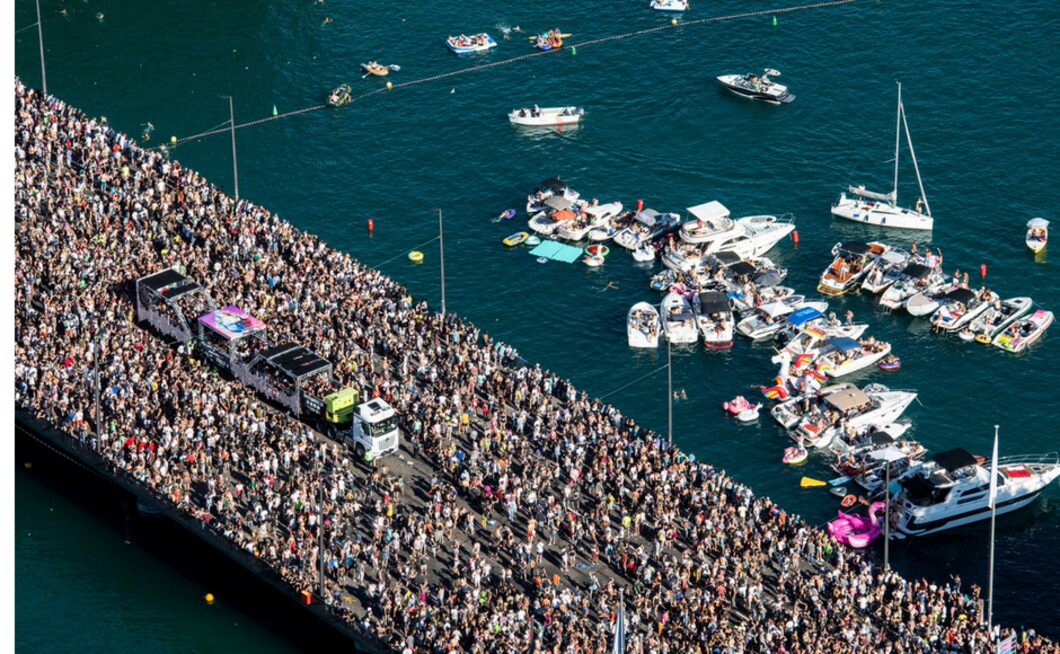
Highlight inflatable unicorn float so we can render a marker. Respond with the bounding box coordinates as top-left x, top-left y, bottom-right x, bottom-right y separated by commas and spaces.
827, 501, 887, 548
